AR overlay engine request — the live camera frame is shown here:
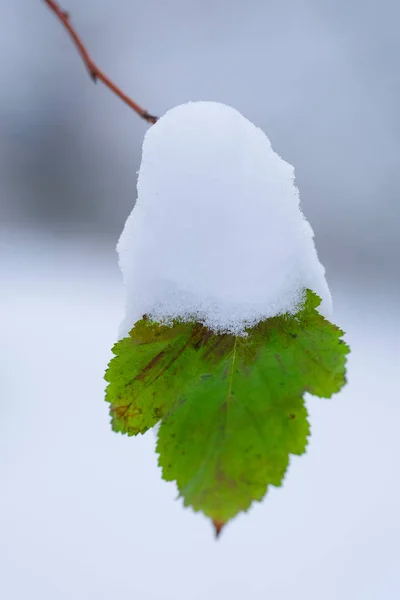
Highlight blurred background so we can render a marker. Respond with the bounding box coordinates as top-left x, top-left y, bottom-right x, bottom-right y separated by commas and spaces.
1, 1, 399, 598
